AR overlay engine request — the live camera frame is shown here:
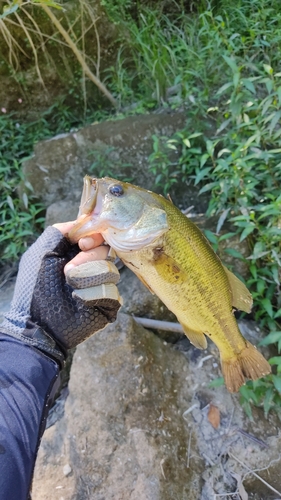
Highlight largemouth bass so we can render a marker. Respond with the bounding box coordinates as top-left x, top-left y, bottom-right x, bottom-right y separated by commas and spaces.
69, 176, 271, 392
